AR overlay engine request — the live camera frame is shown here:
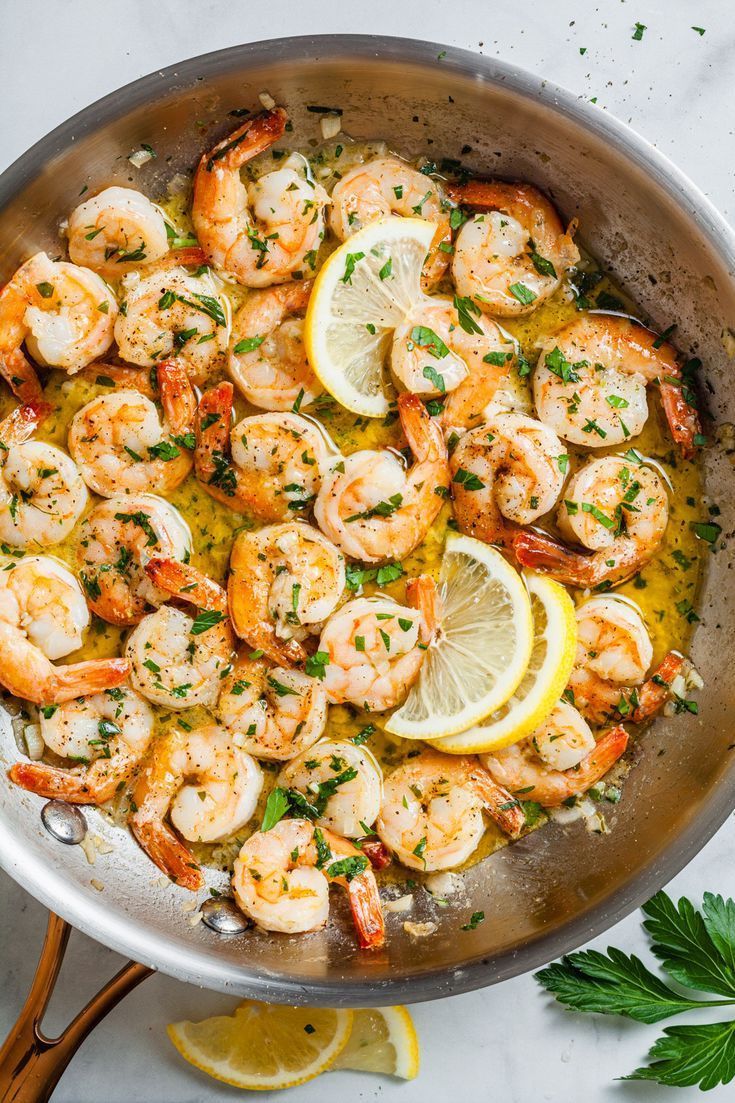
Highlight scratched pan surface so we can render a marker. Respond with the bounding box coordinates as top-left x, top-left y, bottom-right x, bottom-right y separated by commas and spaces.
0, 35, 733, 1005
